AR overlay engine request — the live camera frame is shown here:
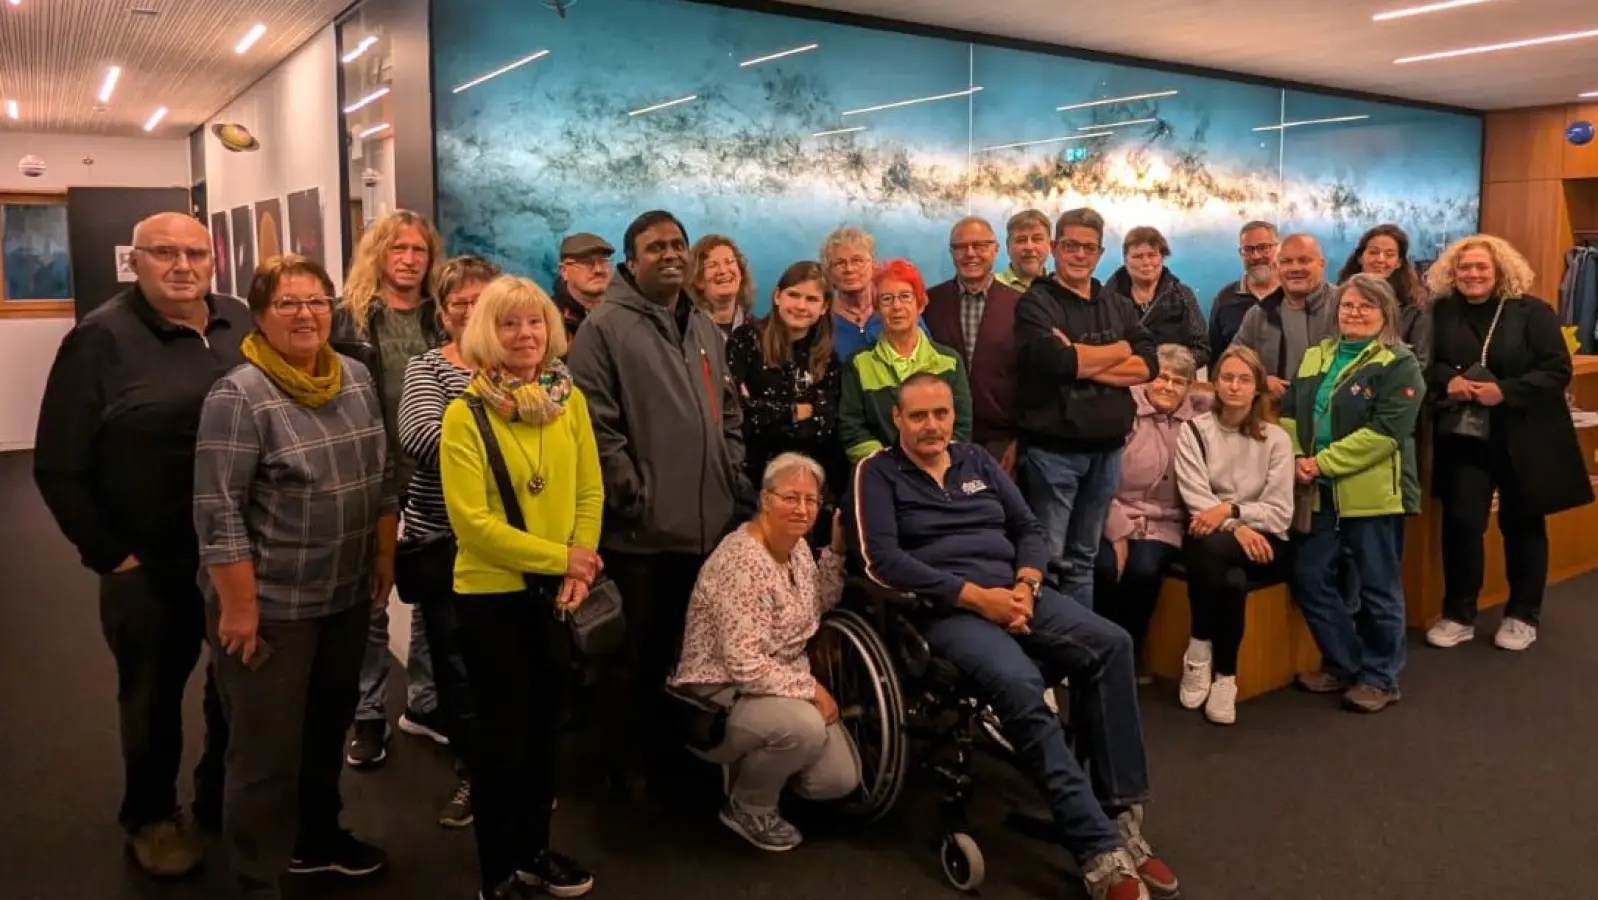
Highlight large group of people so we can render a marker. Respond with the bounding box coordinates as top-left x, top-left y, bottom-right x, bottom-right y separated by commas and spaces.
30, 199, 1593, 900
